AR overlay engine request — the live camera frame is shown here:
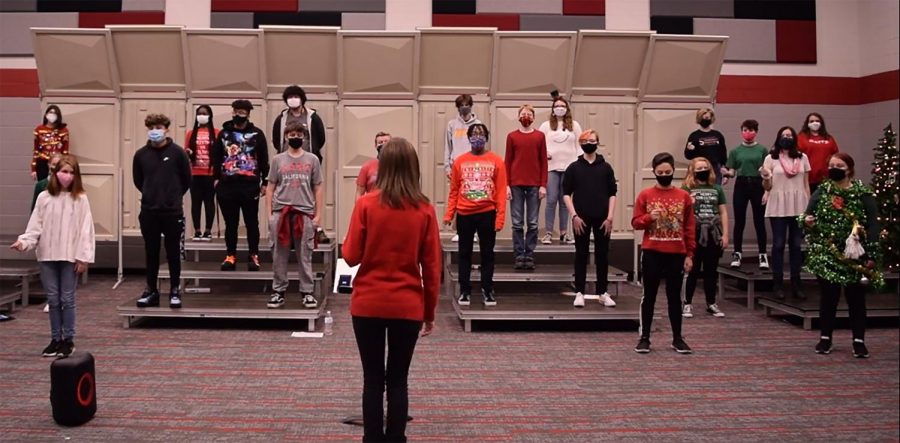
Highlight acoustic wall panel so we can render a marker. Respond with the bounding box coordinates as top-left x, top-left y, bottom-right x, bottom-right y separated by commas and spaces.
693, 18, 775, 62
649, 0, 733, 18
338, 32, 418, 99
492, 32, 576, 100
32, 29, 119, 96
261, 26, 339, 94
109, 27, 186, 94
640, 35, 727, 102
477, 0, 561, 15
0, 13, 78, 56
211, 12, 254, 29
341, 13, 385, 30
419, 28, 494, 95
571, 31, 652, 97
184, 30, 266, 98
121, 0, 165, 11
0, 0, 36, 12
300, 0, 385, 13
519, 14, 604, 31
